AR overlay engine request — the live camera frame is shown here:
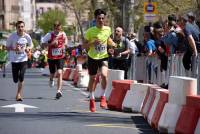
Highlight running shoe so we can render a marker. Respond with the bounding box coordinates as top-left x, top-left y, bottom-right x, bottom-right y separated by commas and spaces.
90, 99, 96, 112
49, 80, 55, 87
56, 91, 62, 99
100, 96, 107, 109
